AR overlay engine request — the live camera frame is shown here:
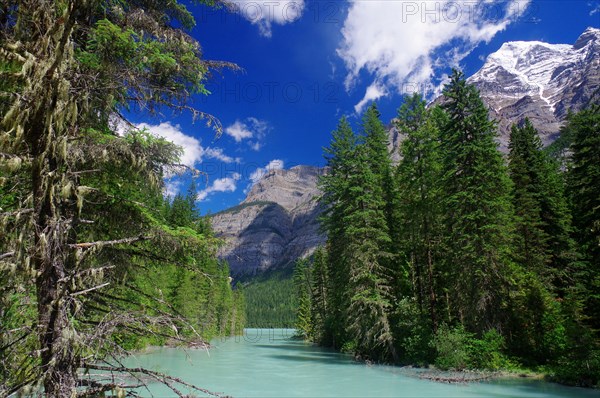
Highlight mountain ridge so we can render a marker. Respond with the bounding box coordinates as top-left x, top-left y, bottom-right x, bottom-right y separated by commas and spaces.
210, 165, 326, 277
468, 26, 600, 149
